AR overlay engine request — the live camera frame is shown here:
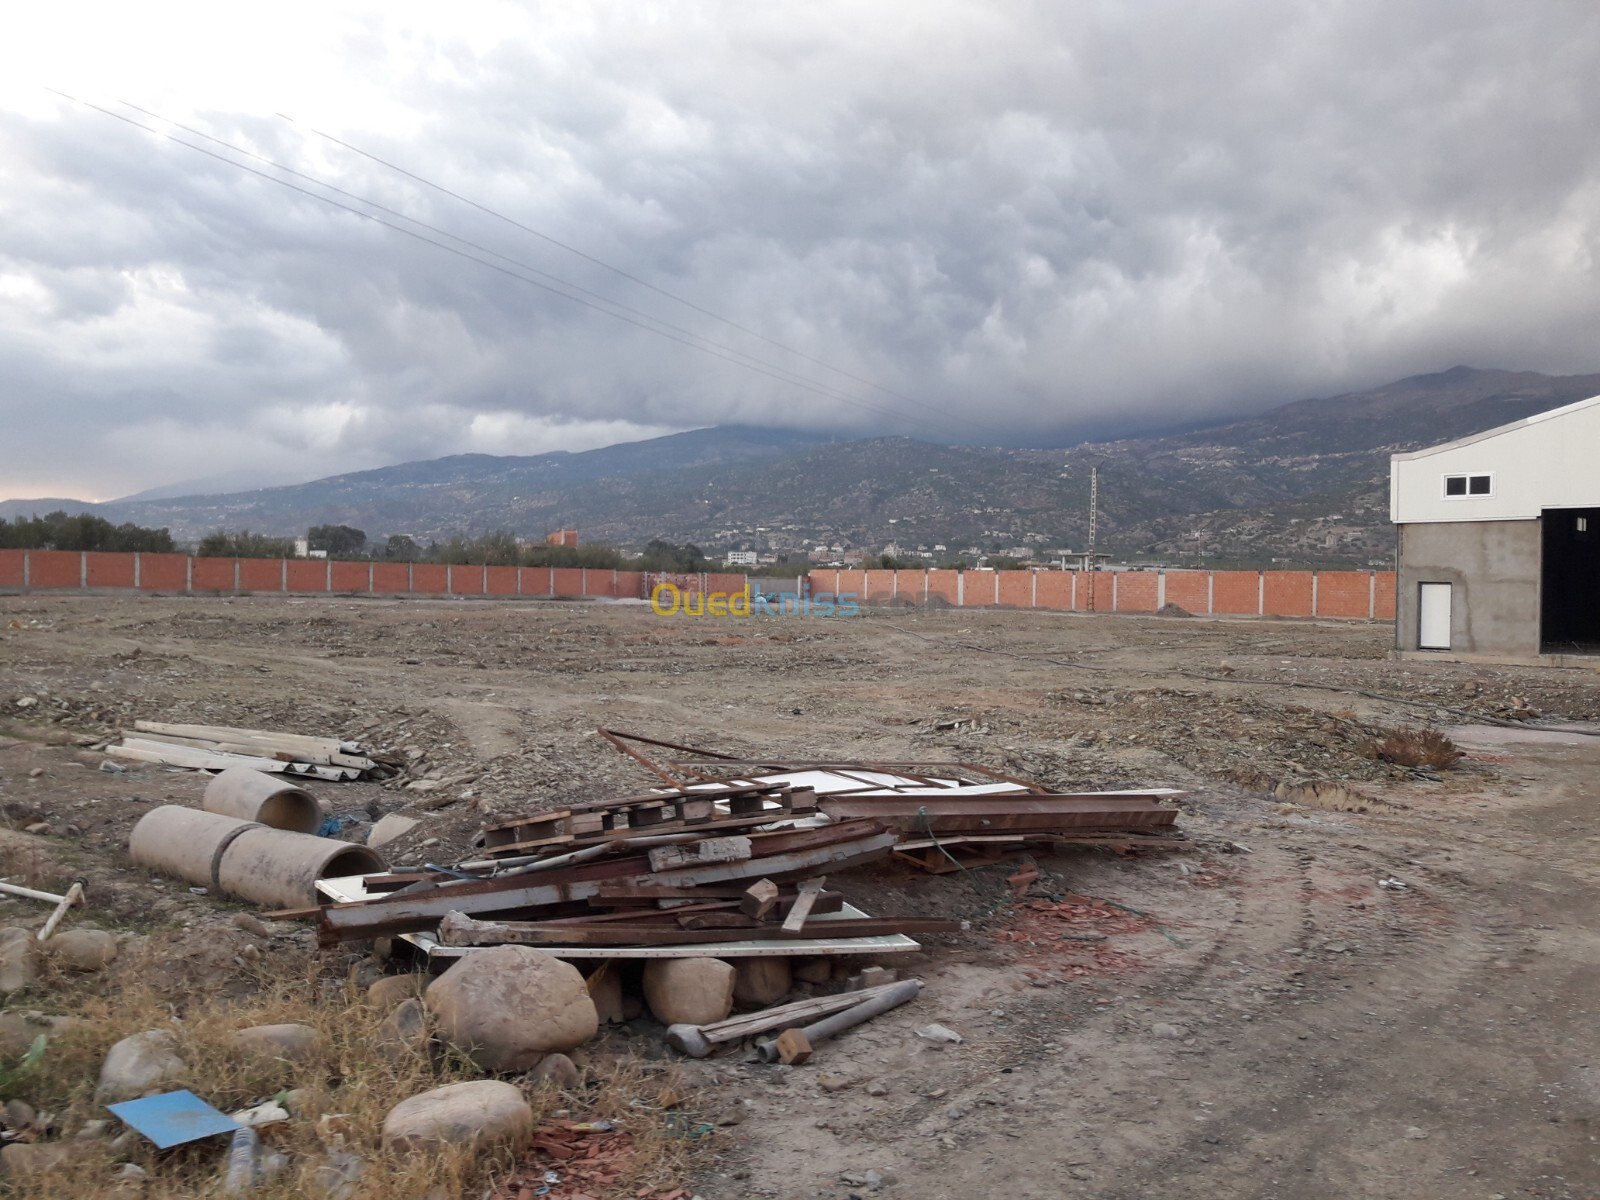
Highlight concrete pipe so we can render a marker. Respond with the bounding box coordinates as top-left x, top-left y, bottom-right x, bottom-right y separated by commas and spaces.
216, 826, 387, 909
203, 767, 323, 833
128, 806, 262, 893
